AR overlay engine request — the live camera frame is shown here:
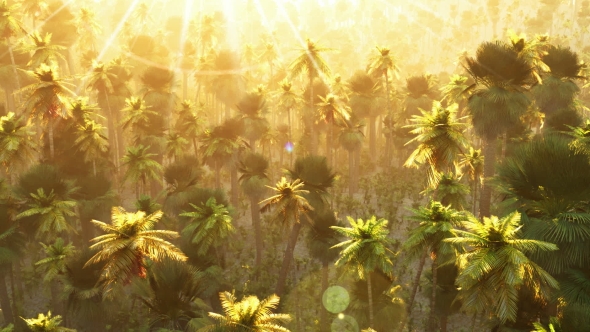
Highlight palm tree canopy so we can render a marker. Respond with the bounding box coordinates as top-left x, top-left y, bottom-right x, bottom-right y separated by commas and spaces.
86, 207, 186, 285
22, 311, 75, 332
179, 197, 234, 256
287, 155, 335, 210
331, 215, 394, 279
198, 291, 291, 332
404, 101, 468, 187
445, 211, 559, 323
0, 111, 36, 169
260, 177, 313, 228
289, 38, 332, 80
121, 145, 163, 185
